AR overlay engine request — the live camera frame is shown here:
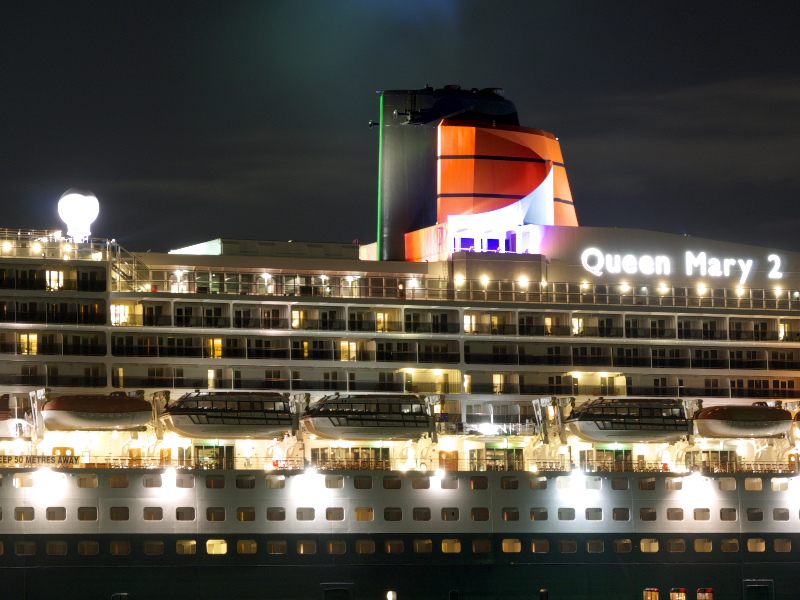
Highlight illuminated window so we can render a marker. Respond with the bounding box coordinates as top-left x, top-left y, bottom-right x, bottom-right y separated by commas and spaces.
531, 477, 548, 490
385, 540, 404, 554
471, 507, 489, 521
297, 507, 315, 521
77, 474, 98, 488
267, 507, 285, 521
773, 508, 789, 521
502, 539, 522, 553
586, 508, 602, 521
641, 539, 659, 553
587, 539, 604, 553
110, 304, 130, 326
110, 540, 131, 555
463, 315, 476, 334
296, 540, 315, 554
774, 539, 791, 552
719, 477, 736, 491
46, 507, 66, 521
503, 507, 520, 521
326, 507, 344, 521
176, 540, 196, 555
206, 539, 228, 555
355, 507, 374, 522
78, 507, 97, 521
665, 477, 682, 491
13, 474, 34, 488
772, 478, 789, 492
18, 333, 38, 355
720, 508, 737, 521
745, 478, 762, 491
265, 475, 285, 489
413, 507, 430, 521
530, 507, 548, 521
694, 508, 710, 521
667, 508, 683, 521
144, 541, 164, 555
747, 538, 765, 553
441, 539, 461, 554
721, 539, 739, 552
15, 507, 34, 521
340, 341, 357, 361
614, 539, 632, 553
694, 539, 712, 553
237, 507, 255, 522
176, 507, 195, 521
327, 540, 346, 554
46, 271, 64, 291
206, 507, 225, 522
